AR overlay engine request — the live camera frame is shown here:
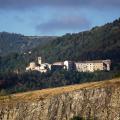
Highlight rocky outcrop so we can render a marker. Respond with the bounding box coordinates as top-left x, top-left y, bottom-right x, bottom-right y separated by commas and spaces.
0, 79, 120, 120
